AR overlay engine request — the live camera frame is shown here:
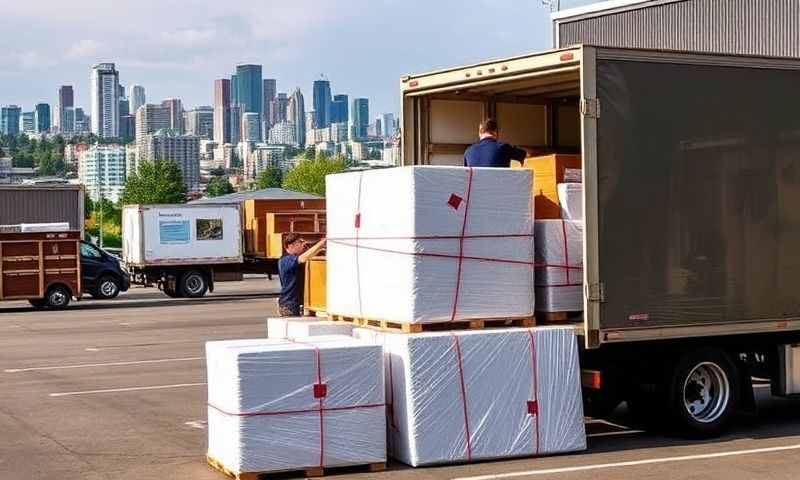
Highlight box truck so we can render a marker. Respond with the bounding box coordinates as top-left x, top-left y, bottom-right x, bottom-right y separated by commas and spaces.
400, 45, 800, 436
